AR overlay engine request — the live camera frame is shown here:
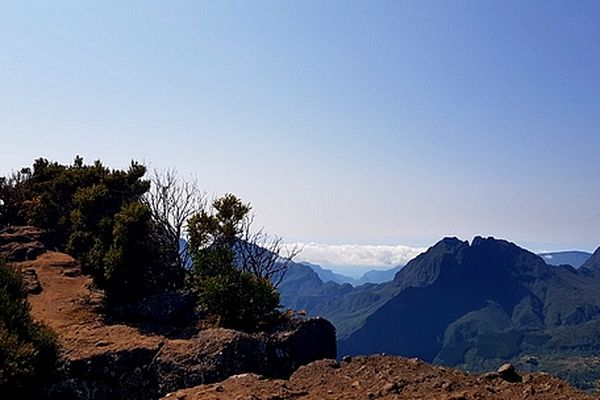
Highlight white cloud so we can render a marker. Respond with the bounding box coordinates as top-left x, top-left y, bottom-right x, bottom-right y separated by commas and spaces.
287, 242, 427, 268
